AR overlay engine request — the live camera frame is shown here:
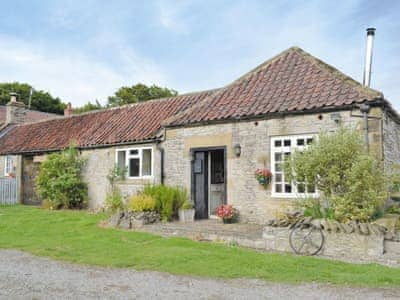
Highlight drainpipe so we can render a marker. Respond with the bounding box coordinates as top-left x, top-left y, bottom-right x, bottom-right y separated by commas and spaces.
156, 142, 164, 184
359, 103, 370, 153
